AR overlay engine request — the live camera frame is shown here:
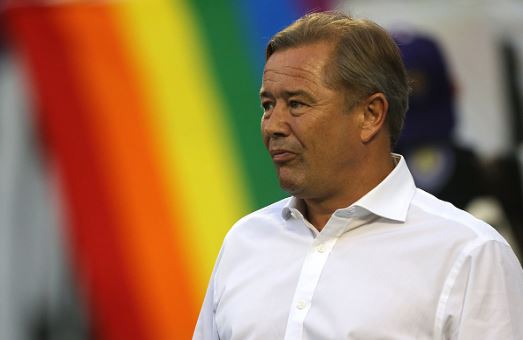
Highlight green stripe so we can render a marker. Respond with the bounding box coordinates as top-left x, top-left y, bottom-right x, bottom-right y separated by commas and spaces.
187, 0, 286, 209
